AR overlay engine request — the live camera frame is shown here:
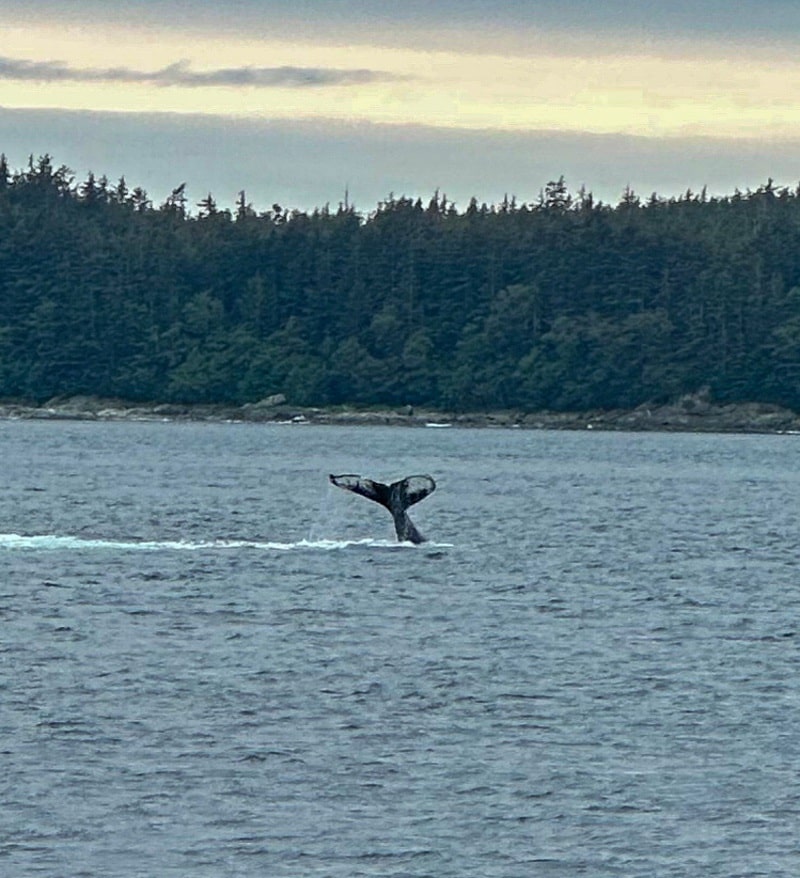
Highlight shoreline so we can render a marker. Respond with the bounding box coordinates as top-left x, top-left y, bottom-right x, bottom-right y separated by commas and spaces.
2, 394, 800, 434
